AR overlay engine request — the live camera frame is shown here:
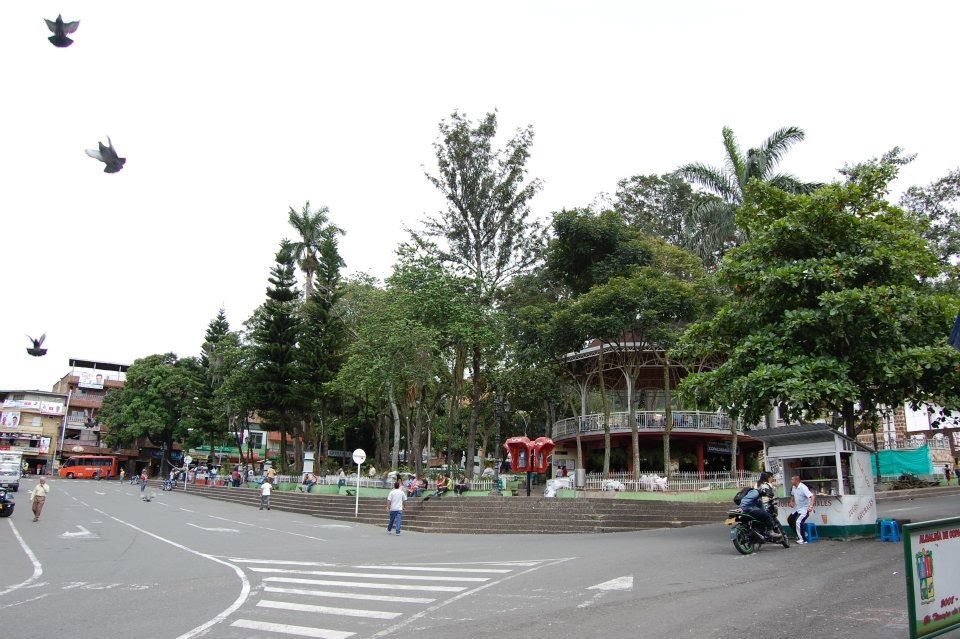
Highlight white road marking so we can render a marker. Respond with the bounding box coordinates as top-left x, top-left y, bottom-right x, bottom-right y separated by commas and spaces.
91, 507, 250, 639
186, 523, 239, 533
250, 568, 487, 582
264, 577, 464, 593
207, 515, 327, 542
264, 586, 435, 604
231, 619, 353, 639
229, 558, 335, 566
354, 565, 510, 573
0, 519, 43, 596
0, 593, 49, 610
95, 491, 106, 495
258, 599, 401, 619
588, 575, 633, 591
61, 525, 95, 538
370, 557, 576, 638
